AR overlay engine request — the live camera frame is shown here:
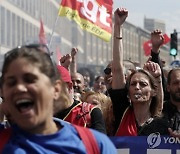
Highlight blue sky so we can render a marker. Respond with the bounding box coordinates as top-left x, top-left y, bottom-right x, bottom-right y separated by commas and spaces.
113, 0, 180, 35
